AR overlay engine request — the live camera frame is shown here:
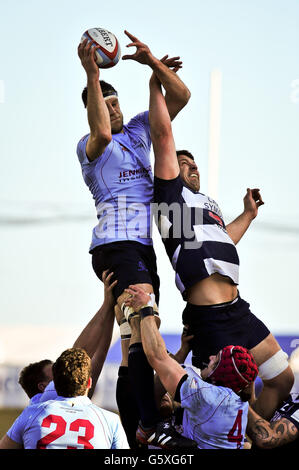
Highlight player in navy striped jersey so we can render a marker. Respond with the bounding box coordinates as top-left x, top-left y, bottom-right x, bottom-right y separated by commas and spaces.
247, 393, 299, 449
143, 66, 294, 421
